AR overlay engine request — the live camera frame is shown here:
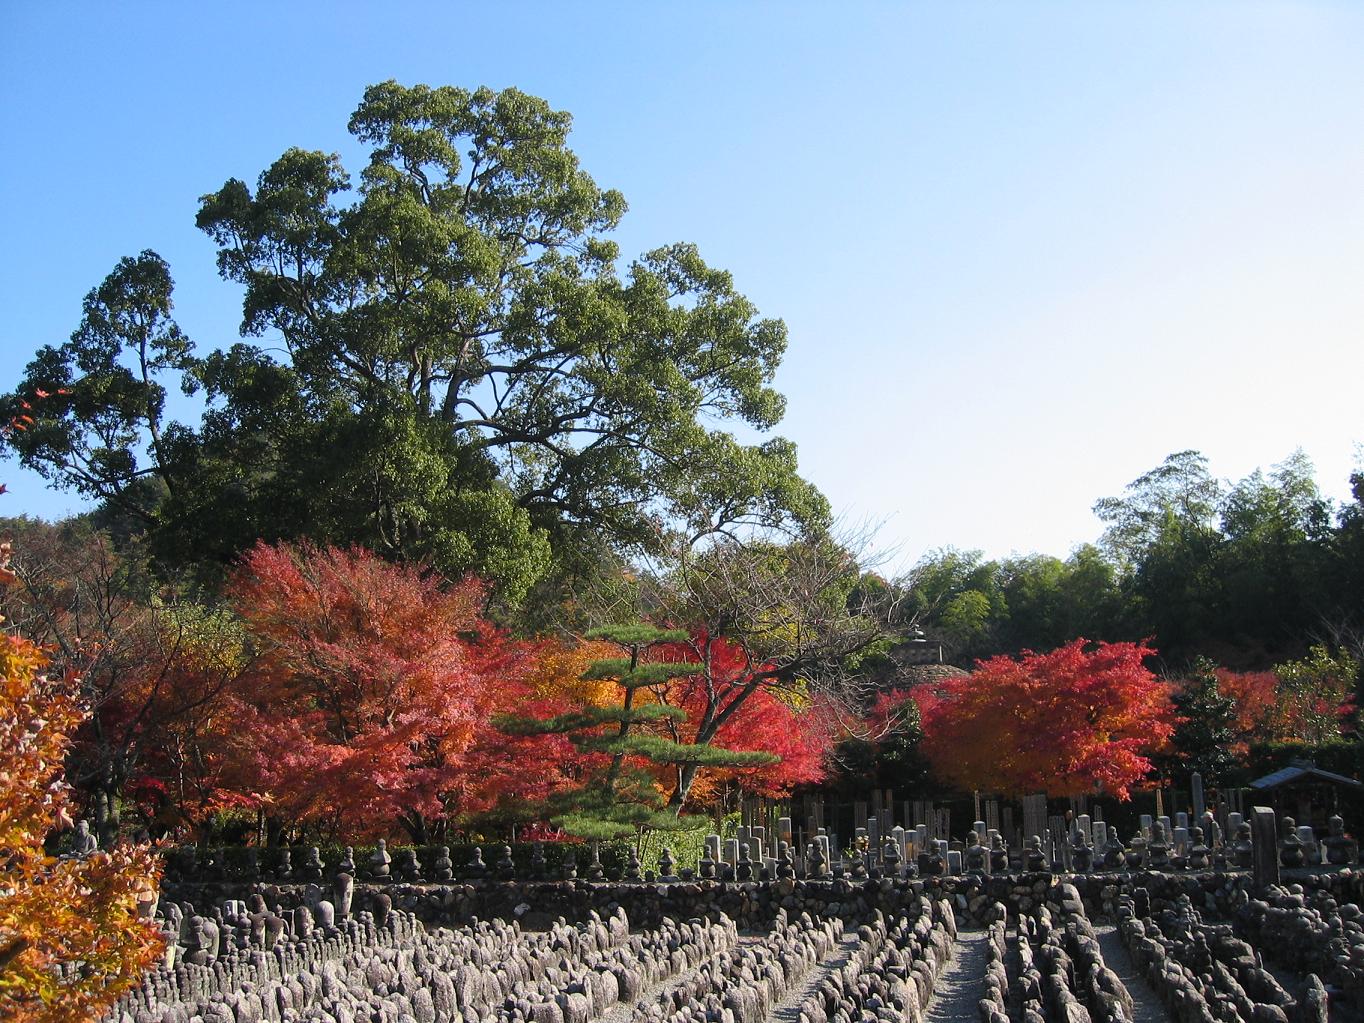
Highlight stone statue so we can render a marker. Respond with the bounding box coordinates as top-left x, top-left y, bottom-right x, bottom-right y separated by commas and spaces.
466, 846, 487, 880
1024, 835, 1048, 872
884, 837, 904, 876
1187, 826, 1210, 870
1147, 821, 1170, 870
368, 839, 391, 881
274, 848, 292, 881
495, 844, 516, 881
1280, 817, 1305, 868
1103, 826, 1125, 869
300, 846, 325, 881
337, 846, 356, 876
964, 830, 988, 874
806, 841, 827, 878
432, 846, 454, 882
1069, 826, 1093, 872
657, 847, 677, 881
529, 841, 547, 880
1323, 814, 1358, 865
777, 842, 796, 881
398, 847, 423, 883
70, 819, 97, 857
624, 847, 643, 882
561, 848, 577, 880
989, 832, 1009, 874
